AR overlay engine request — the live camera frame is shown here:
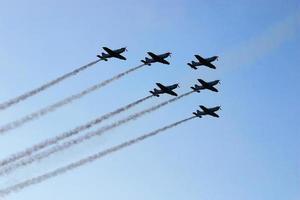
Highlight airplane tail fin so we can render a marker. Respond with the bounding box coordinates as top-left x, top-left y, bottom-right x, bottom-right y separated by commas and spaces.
187, 63, 197, 69
193, 111, 202, 118
149, 91, 159, 97
141, 60, 151, 66
97, 55, 108, 61
190, 86, 200, 93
